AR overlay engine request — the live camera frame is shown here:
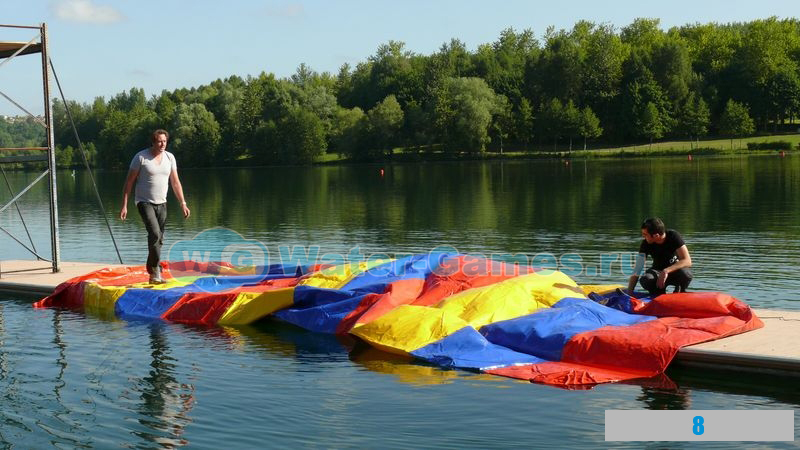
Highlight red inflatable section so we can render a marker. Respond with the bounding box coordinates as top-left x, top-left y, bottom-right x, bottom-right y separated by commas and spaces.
488, 292, 763, 385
